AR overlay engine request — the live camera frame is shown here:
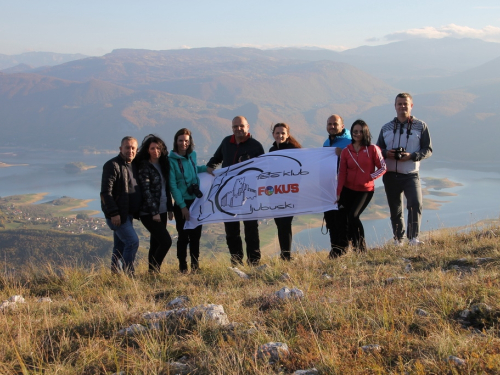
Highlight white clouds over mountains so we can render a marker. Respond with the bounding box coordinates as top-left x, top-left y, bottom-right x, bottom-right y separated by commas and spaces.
380, 24, 500, 43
